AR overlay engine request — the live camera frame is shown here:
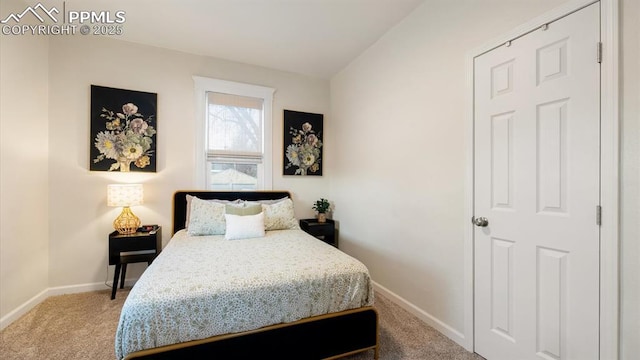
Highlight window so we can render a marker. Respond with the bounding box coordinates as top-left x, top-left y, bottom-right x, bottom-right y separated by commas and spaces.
194, 77, 275, 190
